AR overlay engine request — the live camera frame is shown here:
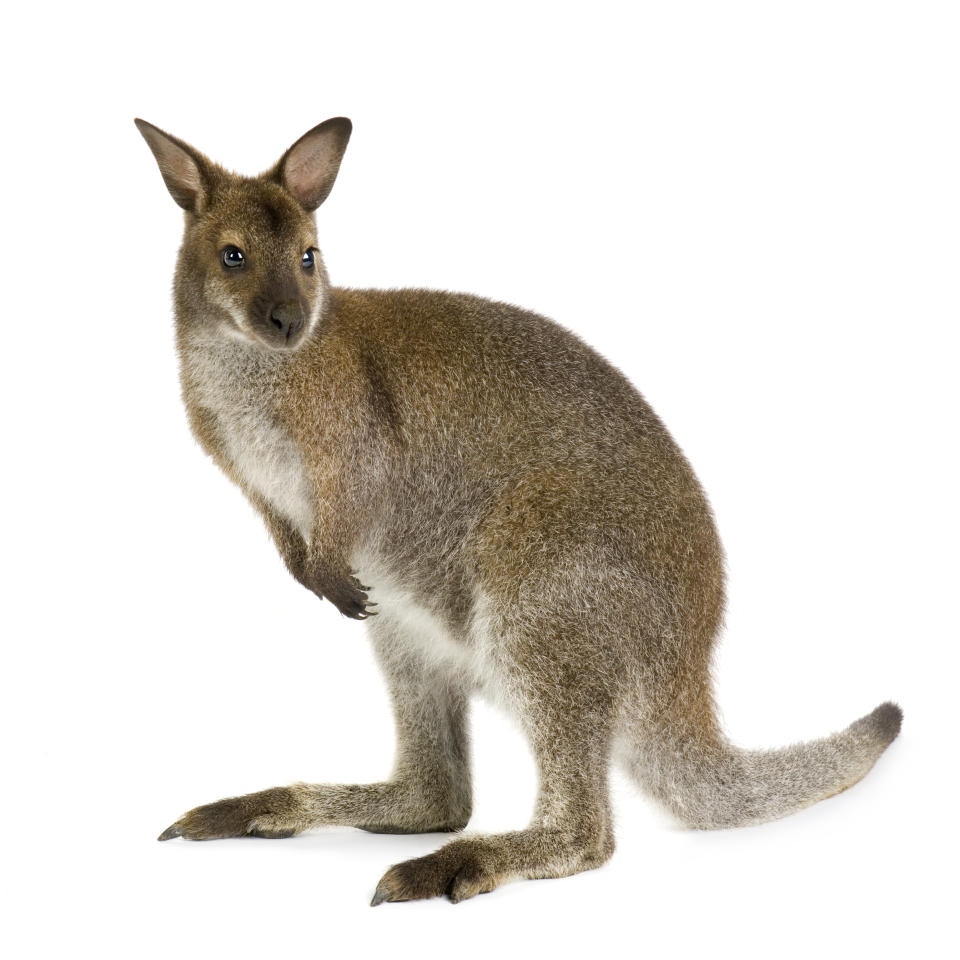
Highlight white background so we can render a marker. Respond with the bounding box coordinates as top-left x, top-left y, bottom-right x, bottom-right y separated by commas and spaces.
2, 2, 957, 957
